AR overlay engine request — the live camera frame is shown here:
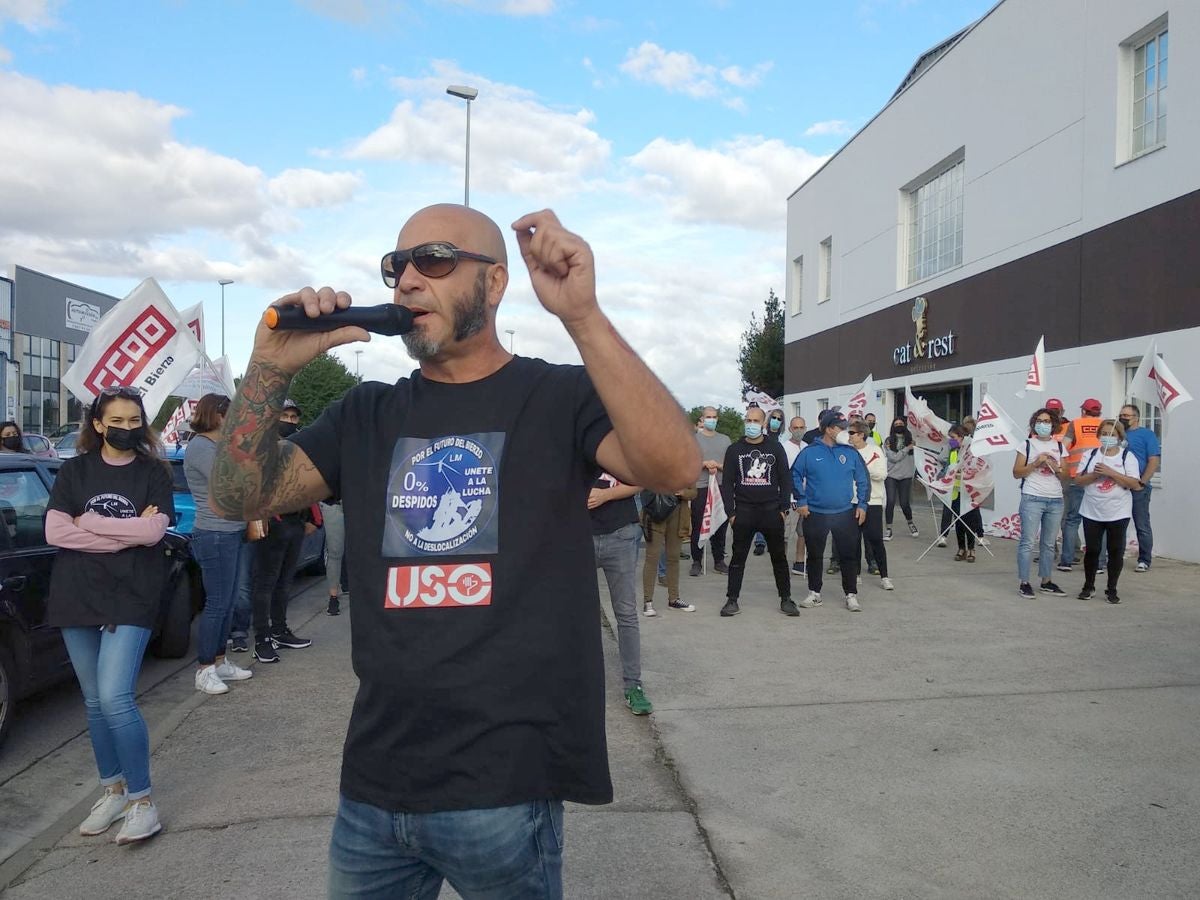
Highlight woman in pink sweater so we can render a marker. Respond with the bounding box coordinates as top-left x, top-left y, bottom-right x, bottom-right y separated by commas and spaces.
44, 386, 175, 846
